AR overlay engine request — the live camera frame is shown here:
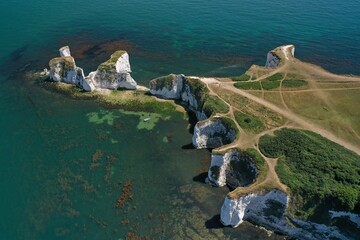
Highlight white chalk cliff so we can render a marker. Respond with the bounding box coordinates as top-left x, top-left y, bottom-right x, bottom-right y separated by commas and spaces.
49, 46, 137, 91
149, 74, 184, 99
192, 118, 236, 149
208, 149, 258, 188
265, 44, 295, 67
220, 190, 348, 239
87, 51, 137, 90
49, 46, 95, 91
149, 74, 208, 120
